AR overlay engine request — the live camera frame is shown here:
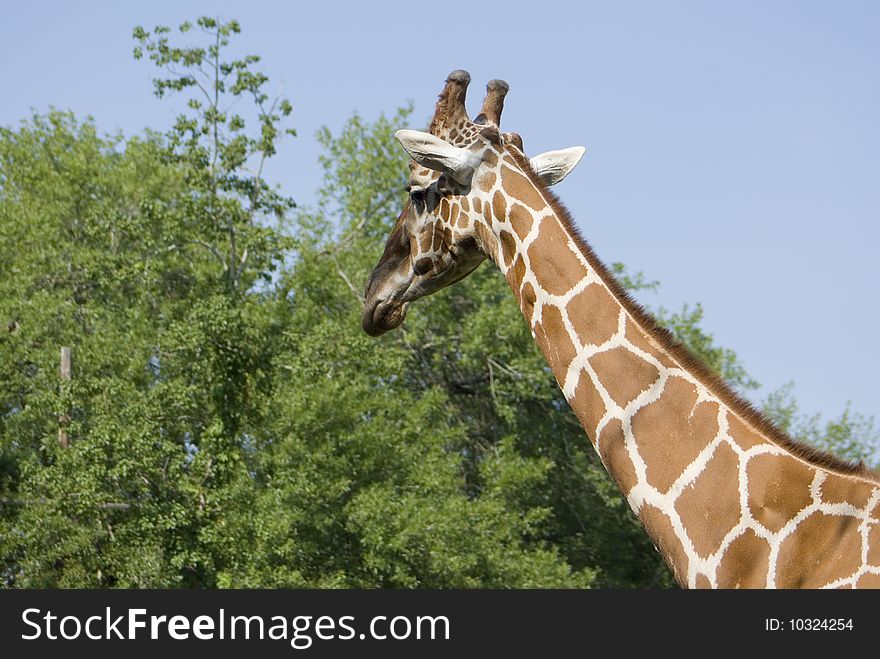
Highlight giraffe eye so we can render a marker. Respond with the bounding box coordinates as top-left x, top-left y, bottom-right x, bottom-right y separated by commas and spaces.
409, 187, 426, 205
